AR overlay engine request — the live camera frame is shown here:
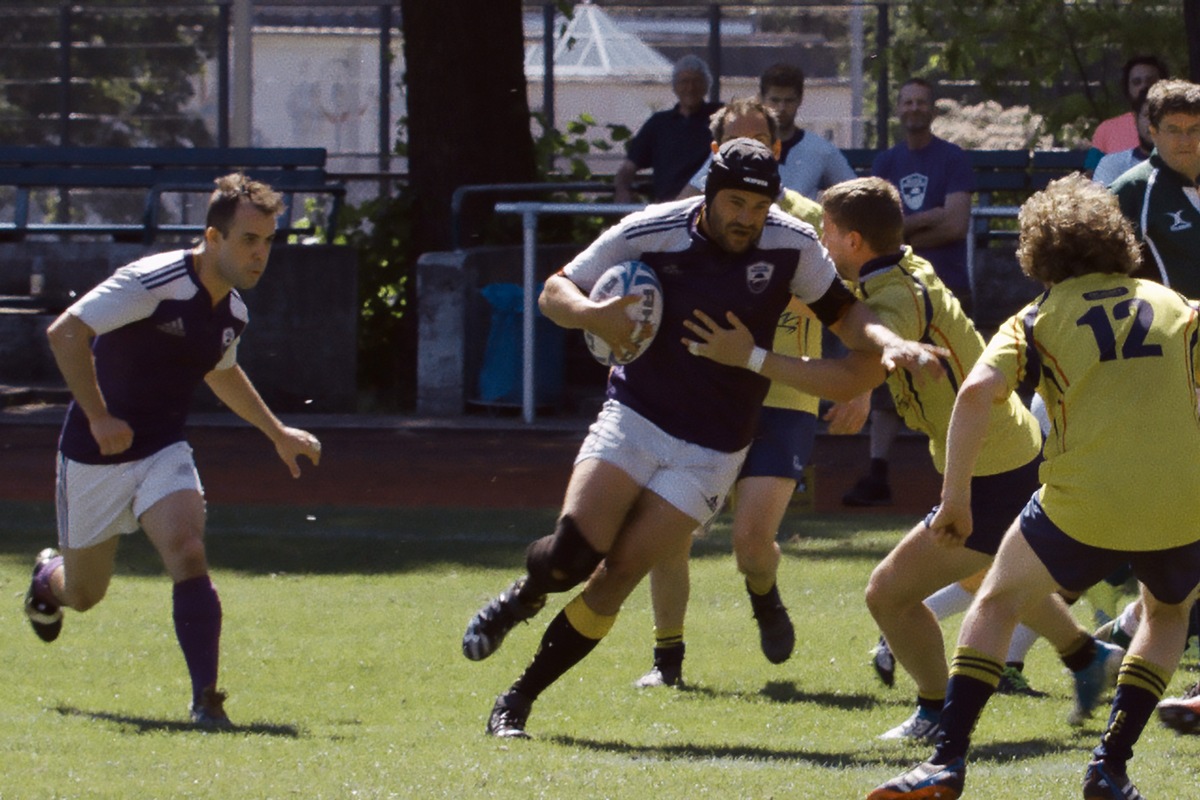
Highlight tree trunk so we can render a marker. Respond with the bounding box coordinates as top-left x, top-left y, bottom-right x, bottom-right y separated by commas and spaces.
400, 0, 538, 255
